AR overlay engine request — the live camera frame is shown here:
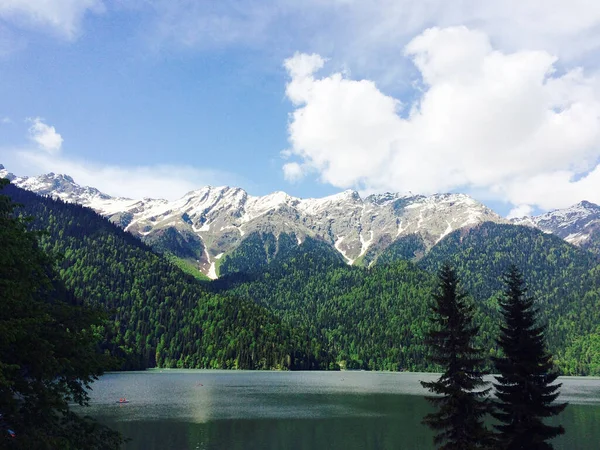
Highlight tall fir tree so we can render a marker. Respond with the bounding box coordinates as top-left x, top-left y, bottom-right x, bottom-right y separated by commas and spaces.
492, 265, 567, 450
421, 263, 492, 450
